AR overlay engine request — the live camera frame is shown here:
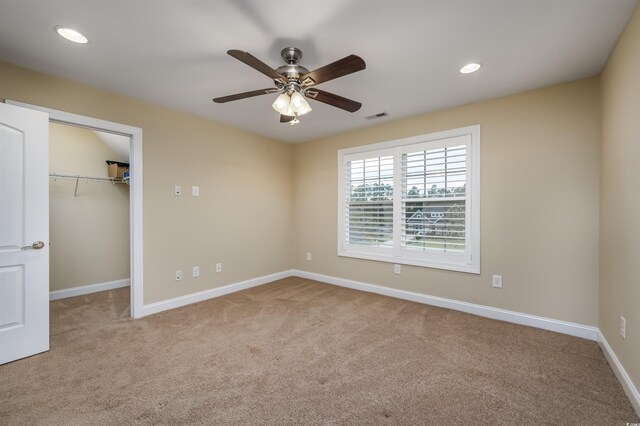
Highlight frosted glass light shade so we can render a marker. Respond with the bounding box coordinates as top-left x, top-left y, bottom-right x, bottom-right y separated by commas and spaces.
290, 91, 312, 116
272, 93, 291, 114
